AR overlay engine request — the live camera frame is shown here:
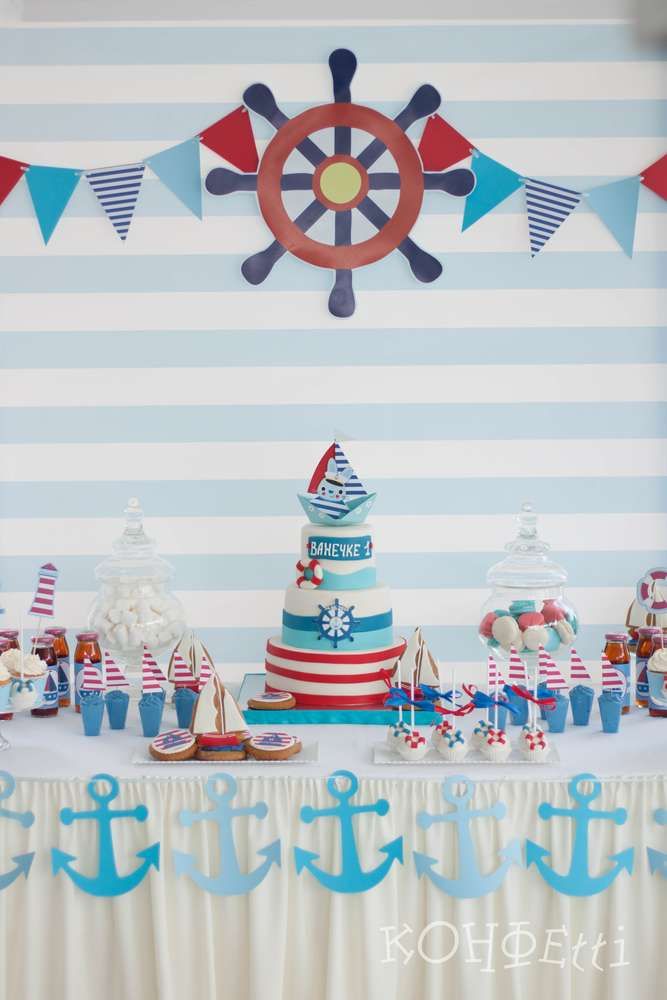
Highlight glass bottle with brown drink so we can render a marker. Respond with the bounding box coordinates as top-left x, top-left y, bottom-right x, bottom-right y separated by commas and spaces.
45, 626, 71, 707
73, 632, 102, 713
604, 632, 631, 714
31, 635, 59, 717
